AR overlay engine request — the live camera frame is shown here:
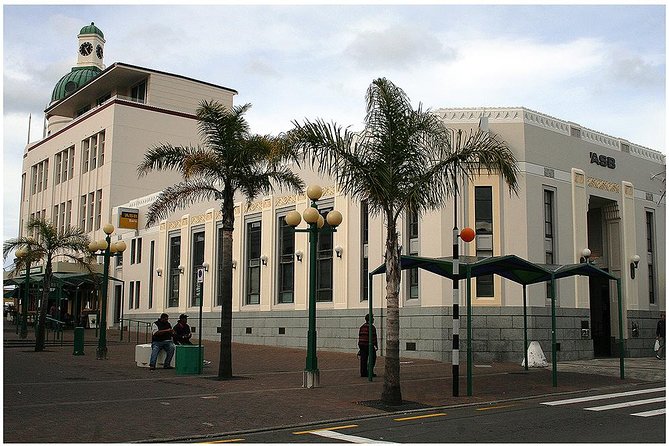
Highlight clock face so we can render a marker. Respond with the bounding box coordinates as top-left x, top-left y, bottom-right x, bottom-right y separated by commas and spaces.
96, 44, 103, 59
79, 42, 93, 56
